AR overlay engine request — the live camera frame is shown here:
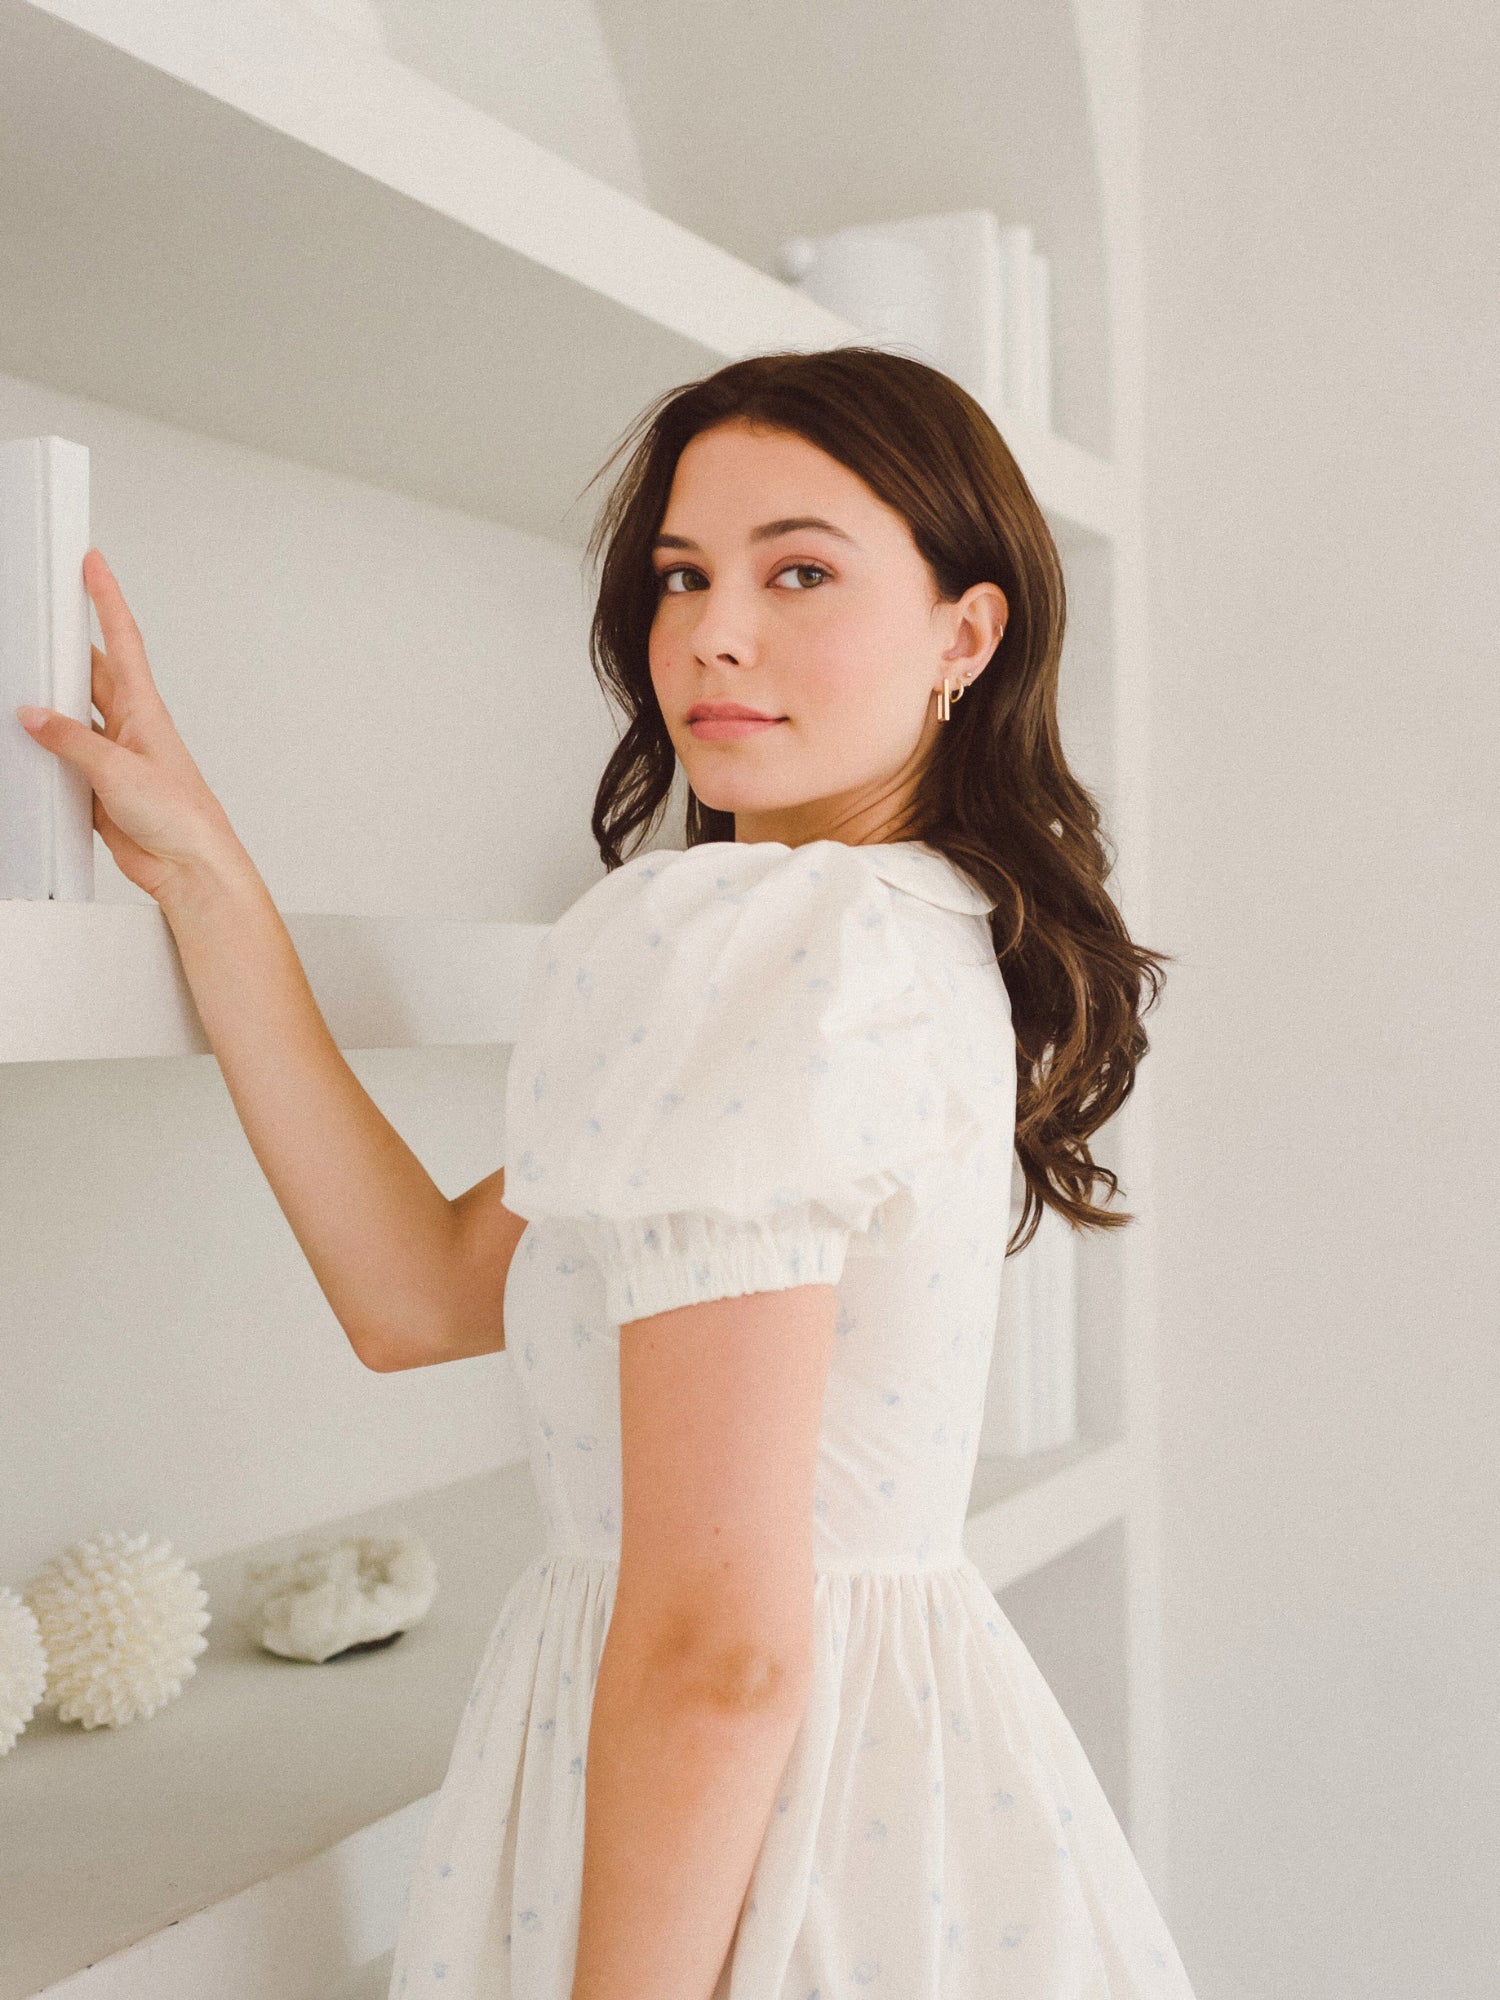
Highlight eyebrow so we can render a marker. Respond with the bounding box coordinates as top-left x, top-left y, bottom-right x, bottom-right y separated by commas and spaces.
651, 516, 858, 554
